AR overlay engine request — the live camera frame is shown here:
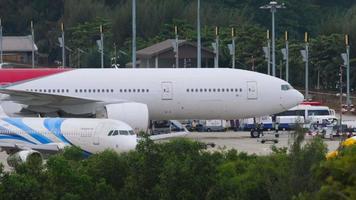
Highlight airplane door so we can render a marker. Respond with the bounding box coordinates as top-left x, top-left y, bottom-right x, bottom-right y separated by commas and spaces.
93, 123, 104, 145
247, 81, 258, 100
161, 81, 173, 100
